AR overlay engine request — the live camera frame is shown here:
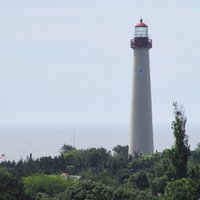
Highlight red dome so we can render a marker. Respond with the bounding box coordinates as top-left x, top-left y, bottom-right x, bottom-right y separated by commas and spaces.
135, 19, 147, 27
